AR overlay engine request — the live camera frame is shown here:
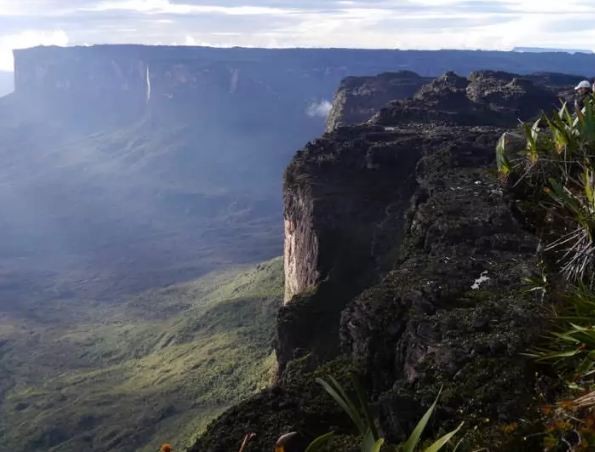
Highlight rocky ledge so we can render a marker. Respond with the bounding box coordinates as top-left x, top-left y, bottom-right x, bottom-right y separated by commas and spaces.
325, 71, 430, 132
189, 70, 579, 451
